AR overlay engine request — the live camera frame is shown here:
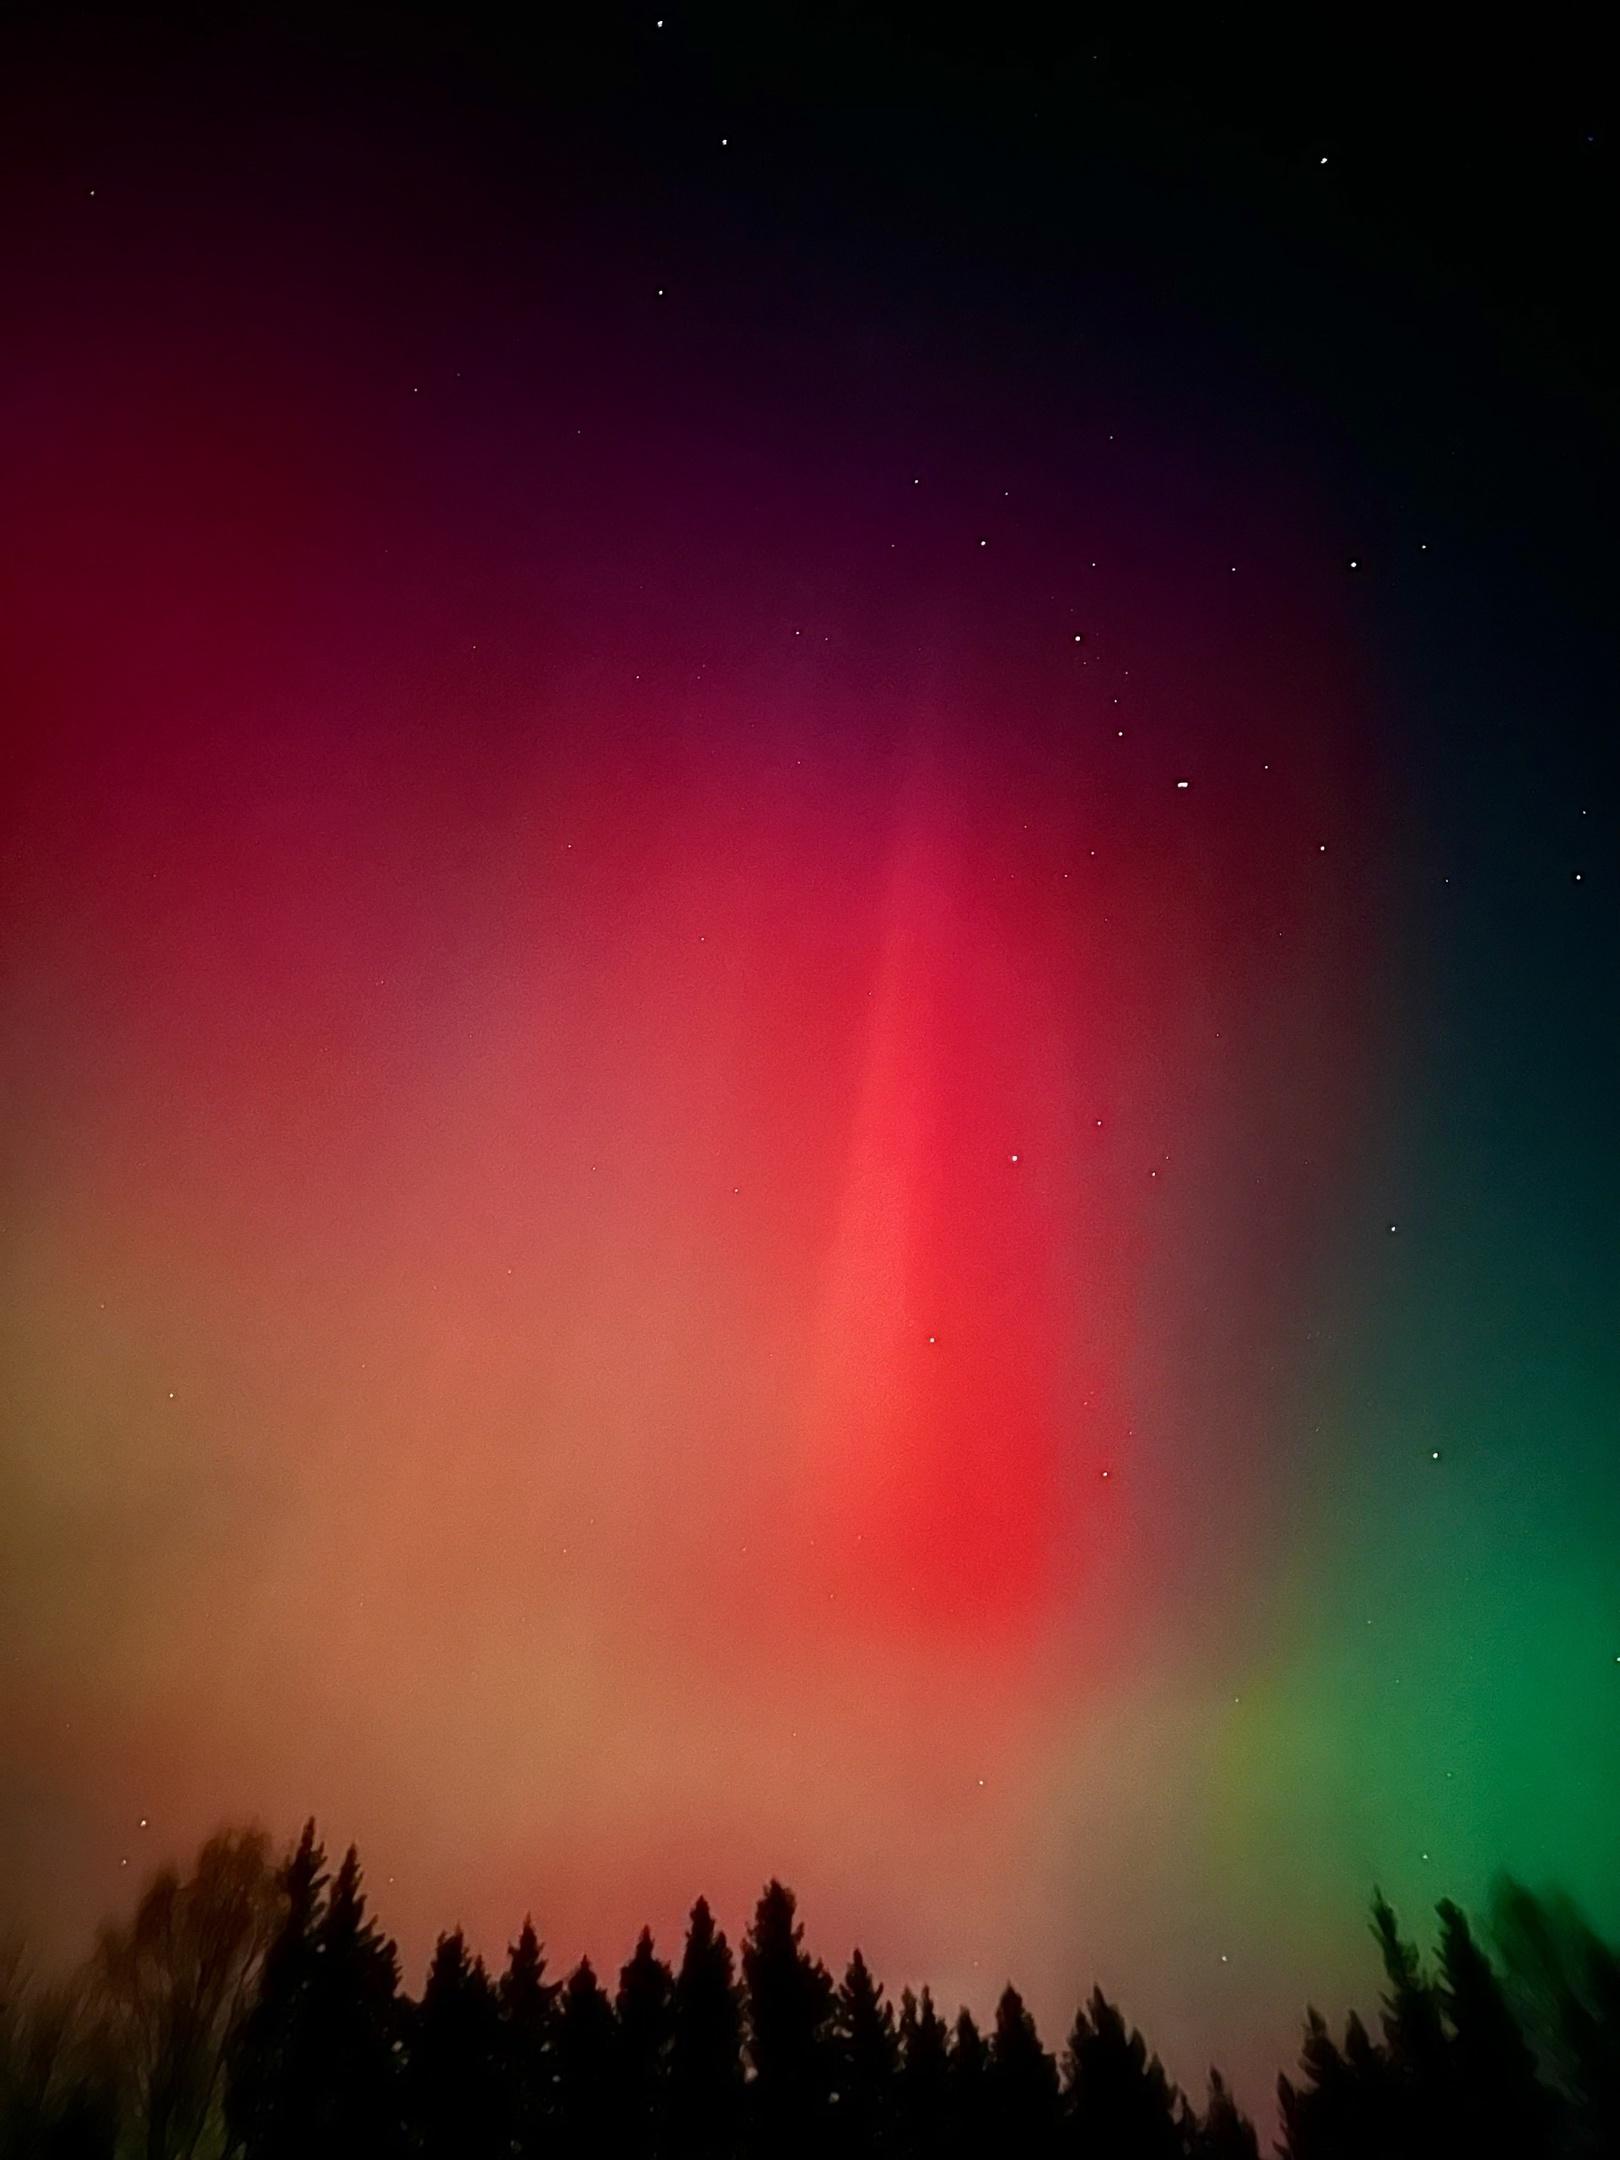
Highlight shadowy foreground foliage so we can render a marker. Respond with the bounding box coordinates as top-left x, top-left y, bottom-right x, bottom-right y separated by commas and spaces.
3, 1822, 1617, 2159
